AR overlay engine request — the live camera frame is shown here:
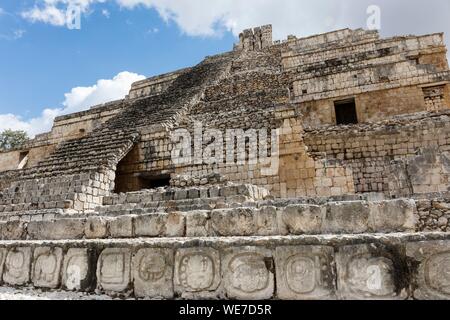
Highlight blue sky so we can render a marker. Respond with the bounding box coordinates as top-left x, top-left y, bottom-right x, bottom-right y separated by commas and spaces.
1, 0, 450, 136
